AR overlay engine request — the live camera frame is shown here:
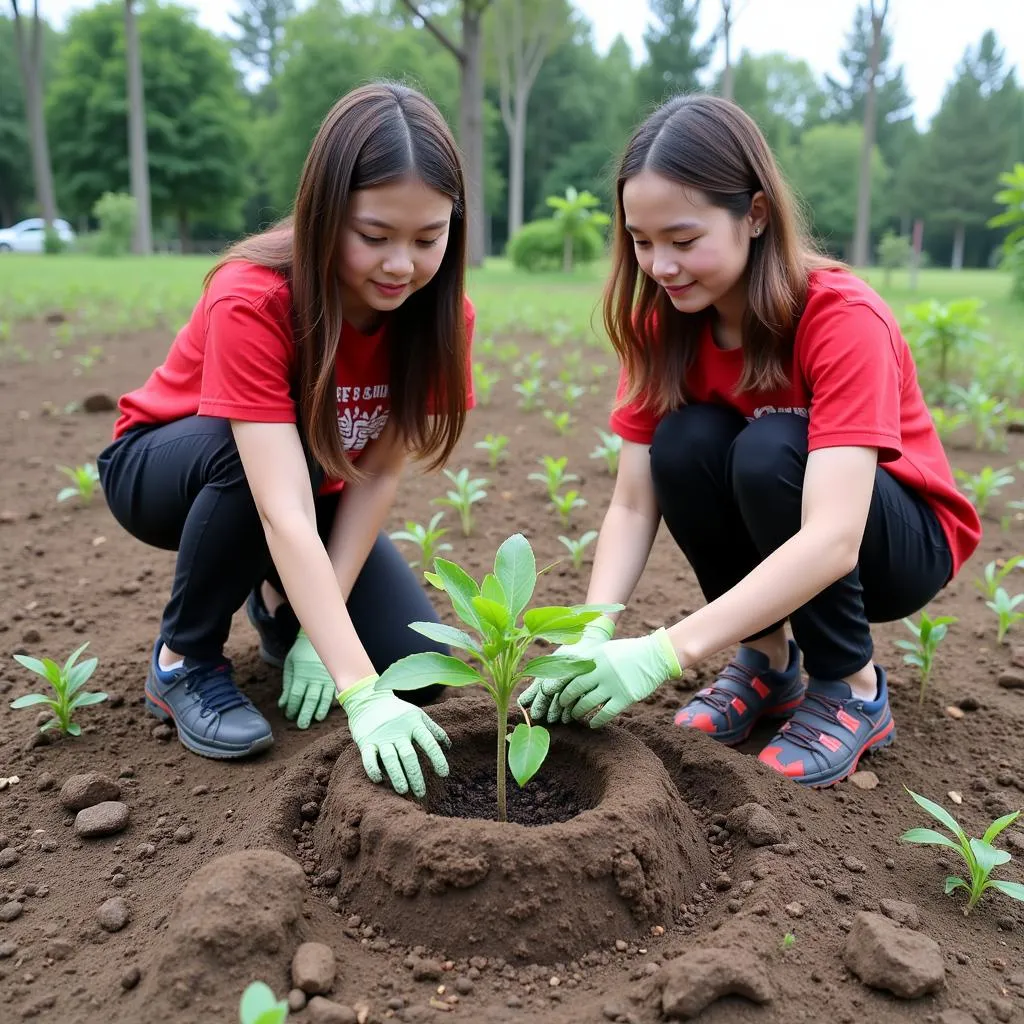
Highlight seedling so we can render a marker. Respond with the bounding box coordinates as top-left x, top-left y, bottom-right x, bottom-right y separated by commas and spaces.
474, 432, 509, 468
558, 530, 598, 570
954, 466, 1014, 516
781, 932, 796, 950
895, 611, 956, 704
390, 512, 452, 568
551, 489, 586, 527
10, 642, 108, 736
239, 981, 289, 1024
974, 556, 1023, 601
899, 789, 1024, 915
472, 363, 500, 405
951, 381, 1009, 451
529, 456, 578, 501
514, 377, 543, 411
543, 409, 572, 435
57, 462, 100, 504
929, 407, 968, 443
555, 382, 587, 408
986, 588, 1024, 643
431, 468, 488, 537
495, 341, 520, 364
514, 351, 547, 375
375, 534, 621, 822
590, 429, 623, 474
